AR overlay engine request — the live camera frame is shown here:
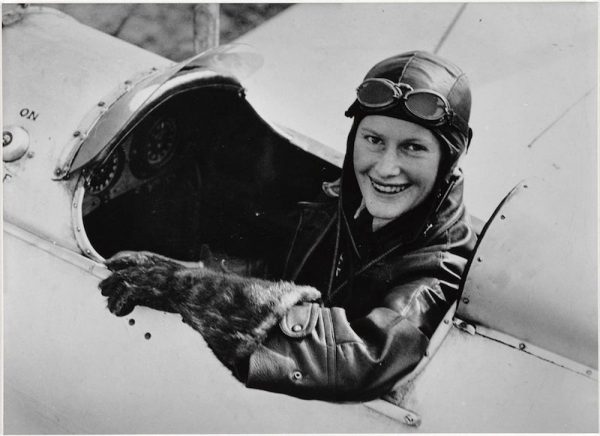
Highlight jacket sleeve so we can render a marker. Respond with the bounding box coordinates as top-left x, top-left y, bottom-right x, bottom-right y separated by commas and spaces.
244, 251, 464, 402
246, 302, 428, 401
